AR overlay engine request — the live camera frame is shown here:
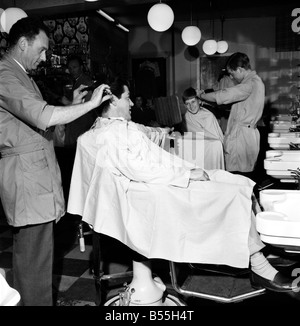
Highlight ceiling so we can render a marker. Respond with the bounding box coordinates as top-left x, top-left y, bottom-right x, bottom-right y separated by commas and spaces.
2, 0, 300, 28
